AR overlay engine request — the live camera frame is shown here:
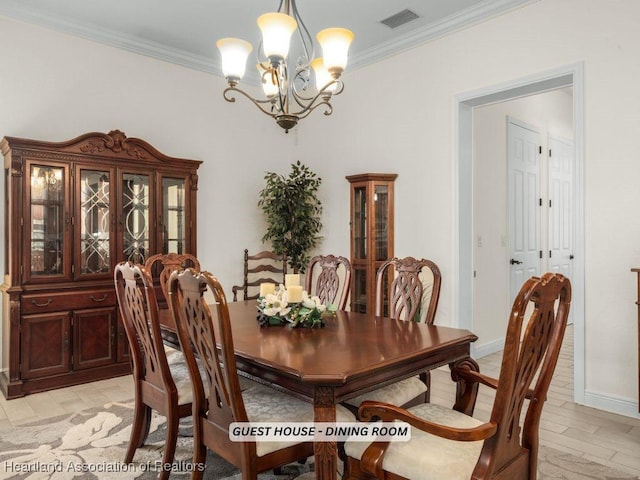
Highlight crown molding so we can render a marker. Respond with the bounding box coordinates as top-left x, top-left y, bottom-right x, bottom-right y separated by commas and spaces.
0, 0, 538, 78
0, 3, 221, 75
